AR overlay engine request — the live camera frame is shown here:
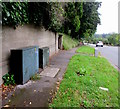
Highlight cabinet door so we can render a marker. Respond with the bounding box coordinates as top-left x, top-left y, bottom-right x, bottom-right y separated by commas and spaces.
23, 48, 34, 84
46, 49, 49, 65
43, 50, 45, 68
43, 48, 49, 68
